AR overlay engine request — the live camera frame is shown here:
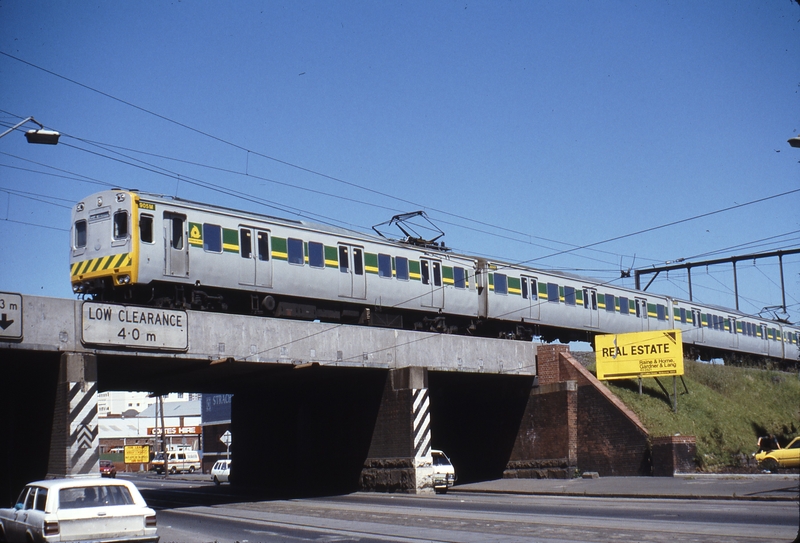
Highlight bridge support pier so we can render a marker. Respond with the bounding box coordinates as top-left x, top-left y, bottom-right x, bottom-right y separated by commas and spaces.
505, 345, 578, 478
505, 380, 578, 478
360, 367, 434, 493
46, 353, 99, 478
